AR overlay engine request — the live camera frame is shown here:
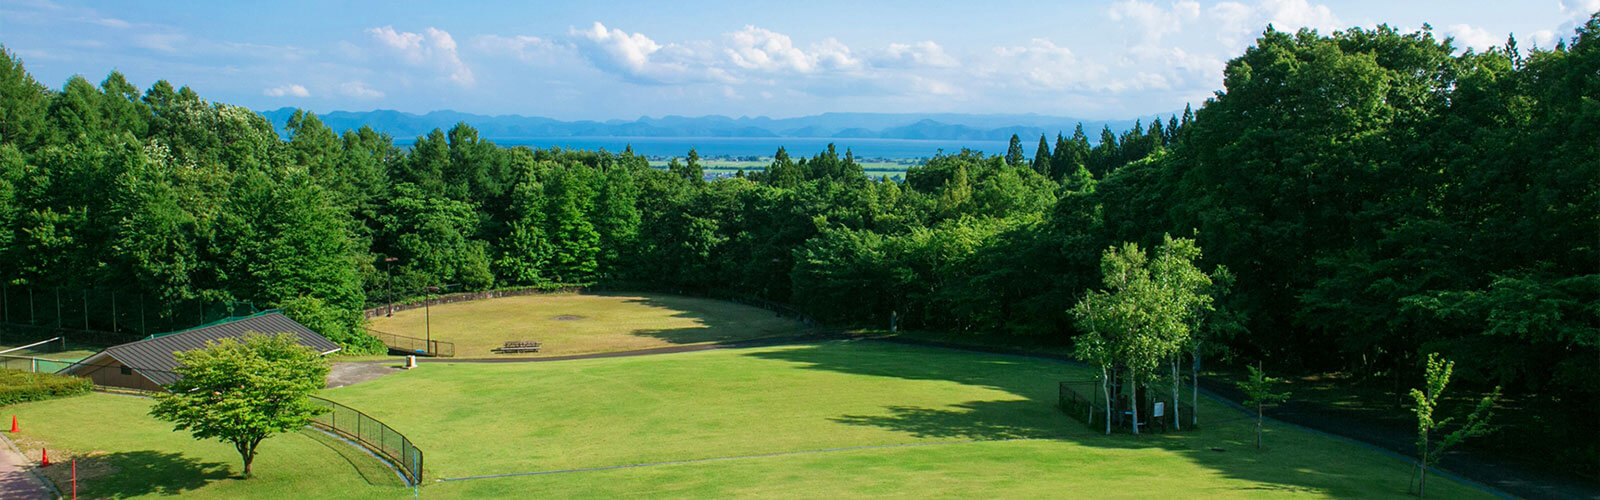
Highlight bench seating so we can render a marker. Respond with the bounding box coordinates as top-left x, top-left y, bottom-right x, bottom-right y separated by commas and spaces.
493, 340, 542, 353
